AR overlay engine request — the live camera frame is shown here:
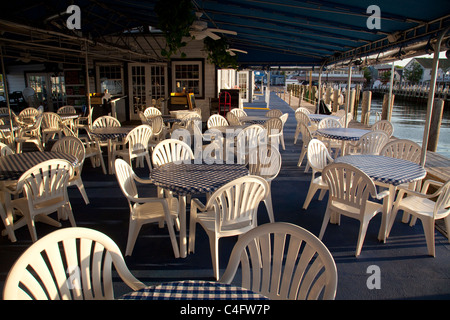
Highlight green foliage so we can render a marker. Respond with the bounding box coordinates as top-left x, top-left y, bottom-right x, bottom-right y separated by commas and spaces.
203, 37, 238, 69
403, 61, 424, 83
155, 0, 196, 59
